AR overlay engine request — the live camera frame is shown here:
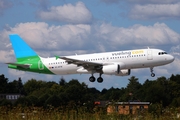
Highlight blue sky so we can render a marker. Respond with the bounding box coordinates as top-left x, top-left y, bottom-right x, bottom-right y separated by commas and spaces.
0, 0, 180, 90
